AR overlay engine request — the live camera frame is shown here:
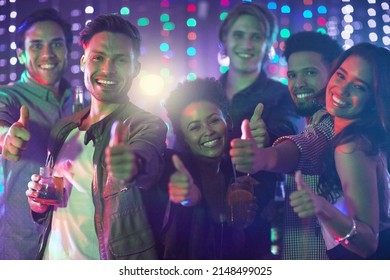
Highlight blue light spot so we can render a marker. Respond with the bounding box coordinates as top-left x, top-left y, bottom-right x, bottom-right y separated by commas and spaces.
303, 10, 313, 18
281, 5, 291, 13
318, 5, 327, 14
267, 2, 277, 10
